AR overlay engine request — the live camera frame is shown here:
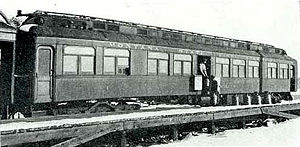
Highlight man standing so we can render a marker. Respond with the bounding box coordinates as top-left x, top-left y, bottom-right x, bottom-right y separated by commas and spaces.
199, 59, 209, 95
199, 59, 208, 77
210, 75, 219, 105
